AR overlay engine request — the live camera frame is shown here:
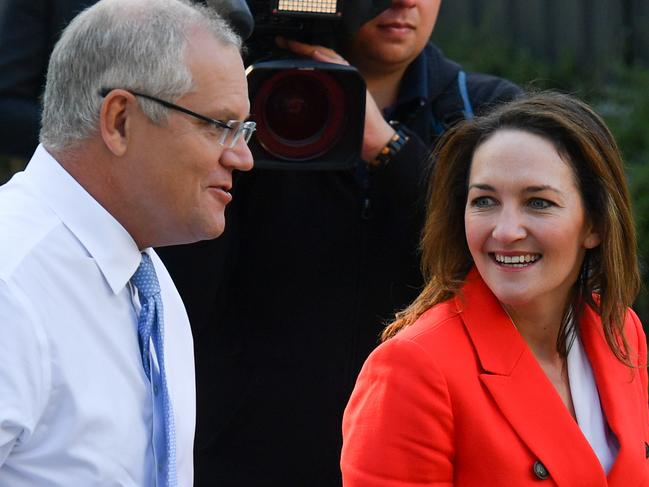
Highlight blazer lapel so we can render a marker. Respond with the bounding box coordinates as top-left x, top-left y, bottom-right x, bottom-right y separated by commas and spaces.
580, 306, 647, 486
457, 269, 606, 485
